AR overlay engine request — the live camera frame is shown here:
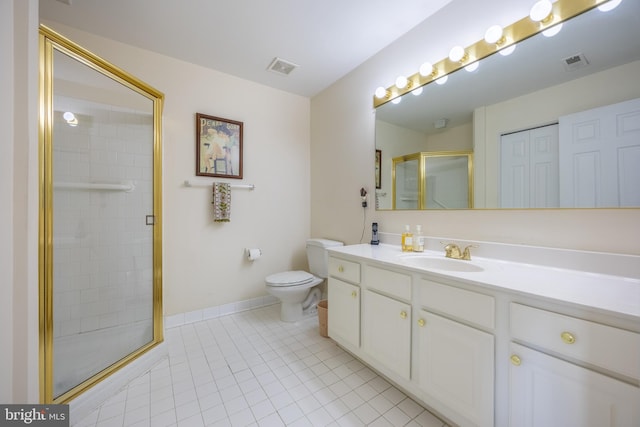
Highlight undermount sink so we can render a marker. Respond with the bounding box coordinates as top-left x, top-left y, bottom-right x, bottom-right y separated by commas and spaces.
398, 254, 485, 273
